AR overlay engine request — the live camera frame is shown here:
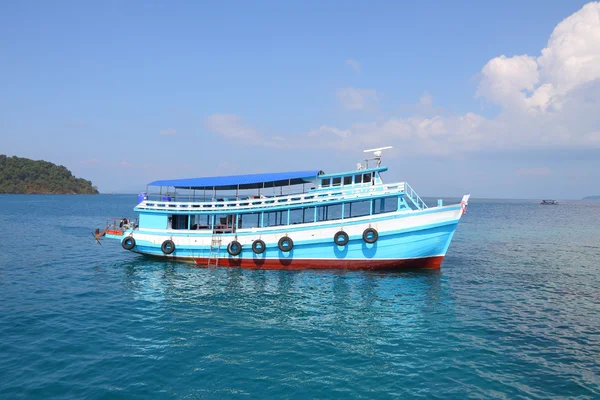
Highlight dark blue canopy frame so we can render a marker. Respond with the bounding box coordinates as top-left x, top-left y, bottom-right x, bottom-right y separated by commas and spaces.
148, 170, 324, 190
